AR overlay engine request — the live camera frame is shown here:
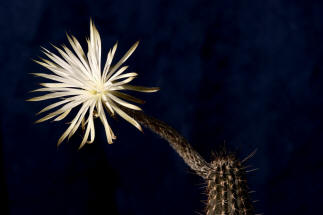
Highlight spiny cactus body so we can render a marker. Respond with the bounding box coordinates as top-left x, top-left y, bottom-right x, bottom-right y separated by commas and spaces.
206, 153, 254, 215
